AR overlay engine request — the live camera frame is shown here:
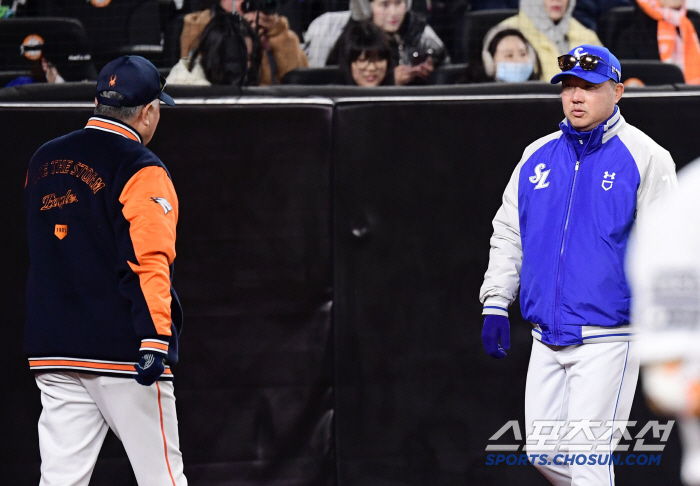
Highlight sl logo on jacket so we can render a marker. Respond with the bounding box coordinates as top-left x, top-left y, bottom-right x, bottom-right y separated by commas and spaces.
529, 163, 551, 189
